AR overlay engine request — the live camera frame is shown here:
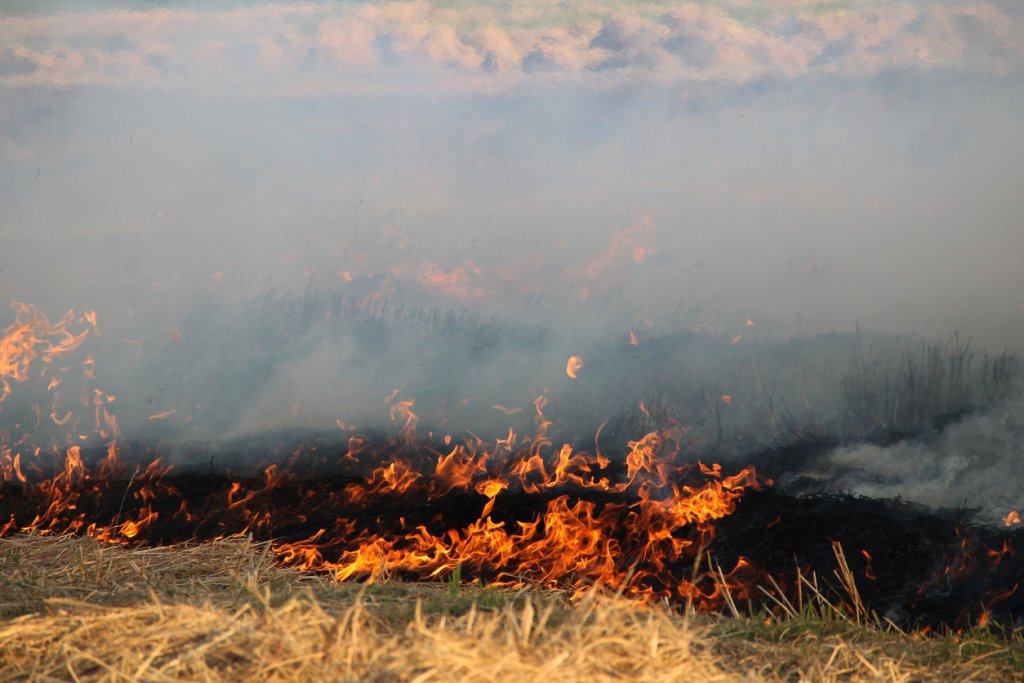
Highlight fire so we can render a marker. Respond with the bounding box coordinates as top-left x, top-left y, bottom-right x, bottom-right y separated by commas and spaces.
0, 380, 767, 608
491, 404, 522, 416
861, 549, 876, 580
13, 300, 1020, 627
401, 260, 485, 300
1, 301, 92, 403
629, 330, 639, 346
0, 301, 779, 616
